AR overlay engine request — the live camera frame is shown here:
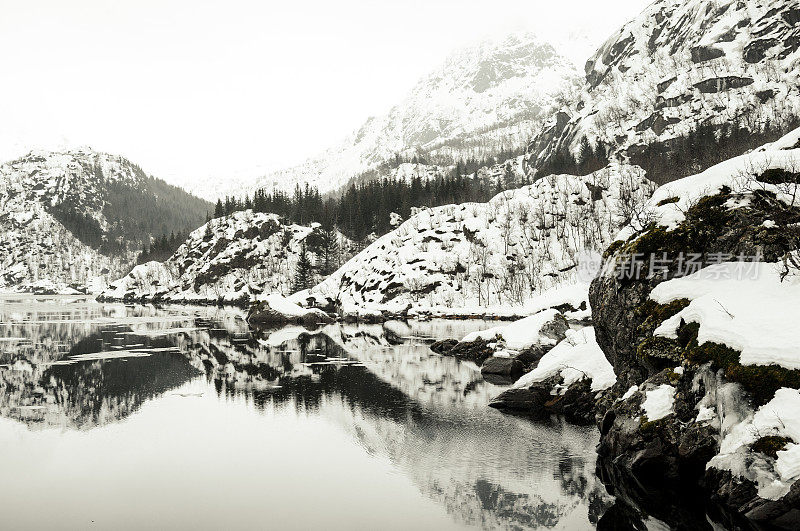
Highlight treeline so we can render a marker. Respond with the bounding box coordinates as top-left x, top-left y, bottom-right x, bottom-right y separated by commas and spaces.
136, 231, 188, 264
213, 159, 531, 241
48, 161, 212, 258
102, 166, 212, 246
50, 204, 106, 251
536, 137, 610, 179
628, 118, 800, 185
344, 145, 528, 189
